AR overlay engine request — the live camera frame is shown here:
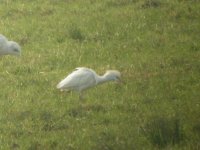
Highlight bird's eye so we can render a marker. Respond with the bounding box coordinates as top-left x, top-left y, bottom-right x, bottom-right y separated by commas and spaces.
13, 48, 19, 52
116, 76, 120, 80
